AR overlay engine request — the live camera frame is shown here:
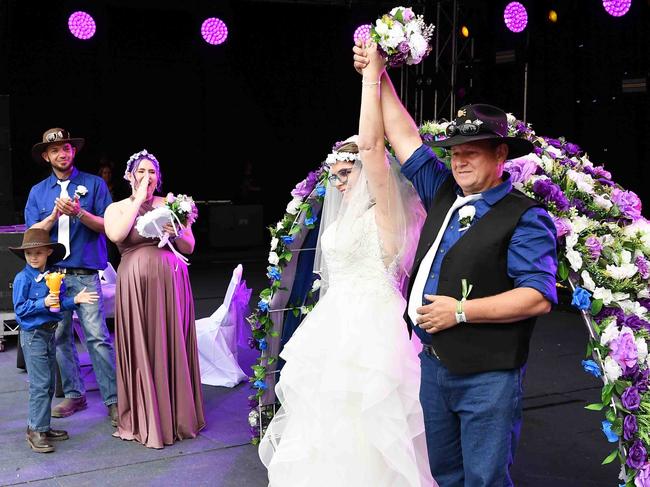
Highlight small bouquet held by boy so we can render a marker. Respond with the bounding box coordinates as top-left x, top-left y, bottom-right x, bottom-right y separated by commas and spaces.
10, 228, 98, 453
135, 192, 198, 265
370, 6, 435, 68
